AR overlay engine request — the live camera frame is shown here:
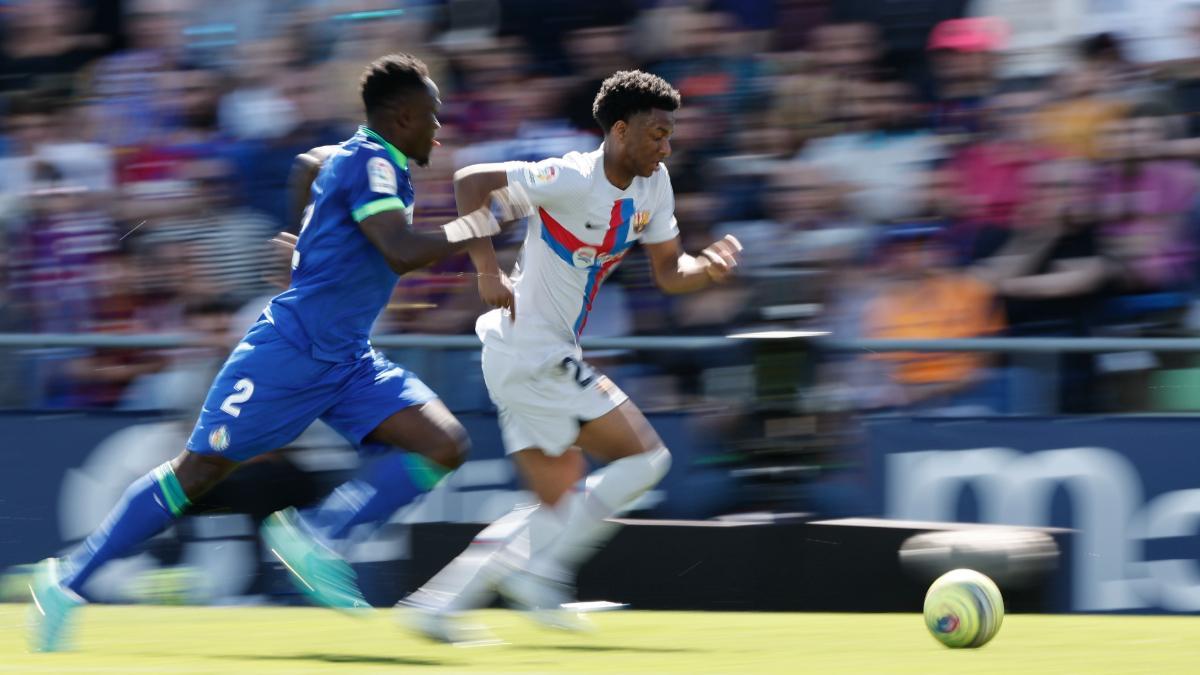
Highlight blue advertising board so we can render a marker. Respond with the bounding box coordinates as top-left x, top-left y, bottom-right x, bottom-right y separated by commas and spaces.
868, 416, 1200, 613
0, 410, 732, 577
